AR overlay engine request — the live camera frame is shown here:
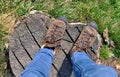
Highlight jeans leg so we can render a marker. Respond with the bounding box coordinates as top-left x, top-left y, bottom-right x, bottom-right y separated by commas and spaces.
20, 48, 54, 77
71, 52, 118, 77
